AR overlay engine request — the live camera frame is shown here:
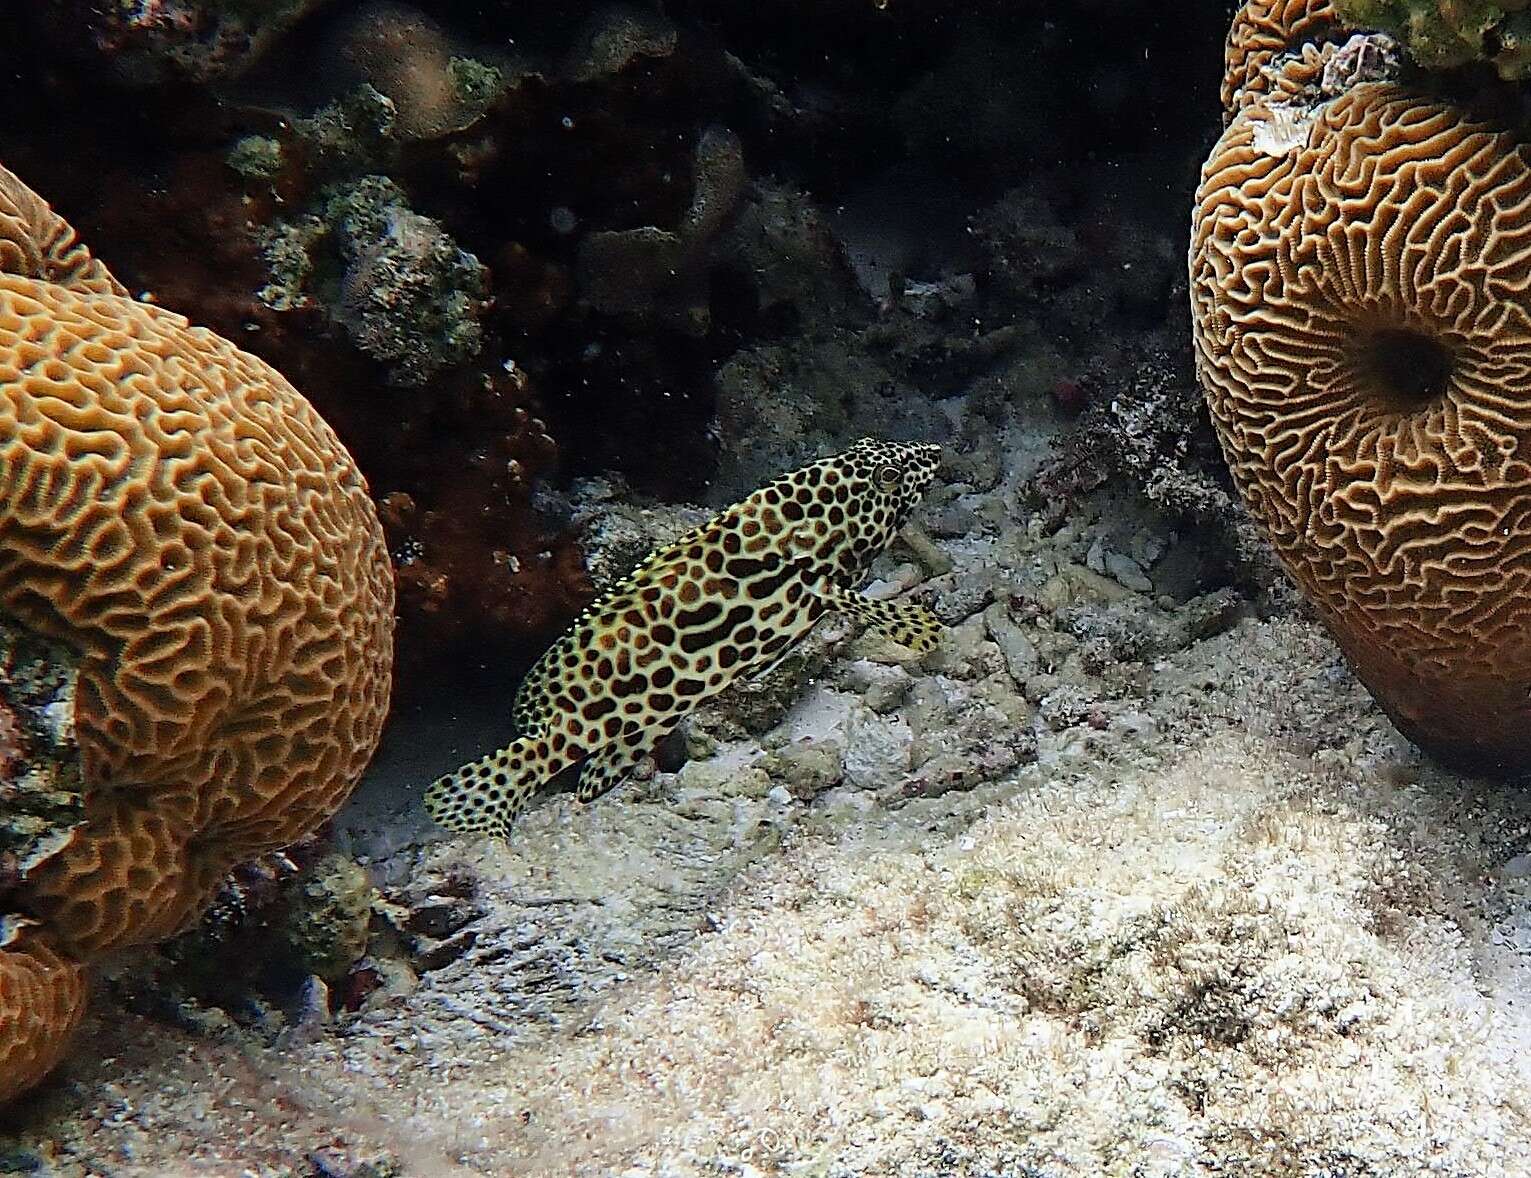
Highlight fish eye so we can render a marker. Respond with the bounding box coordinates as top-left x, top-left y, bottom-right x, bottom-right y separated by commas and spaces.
876, 464, 901, 489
